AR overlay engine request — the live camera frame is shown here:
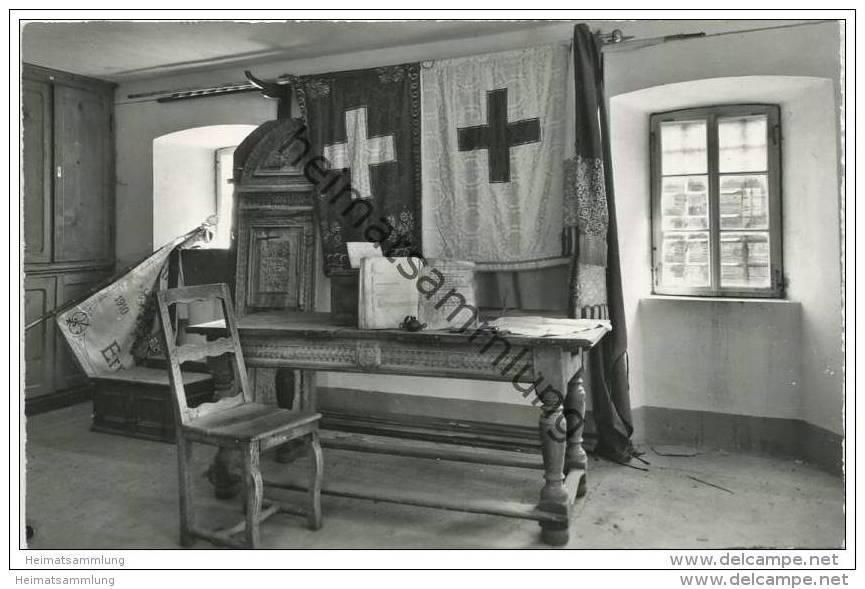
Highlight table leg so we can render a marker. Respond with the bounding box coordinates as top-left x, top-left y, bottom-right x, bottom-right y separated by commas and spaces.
275, 368, 317, 411
565, 358, 588, 498
533, 348, 571, 546
304, 370, 318, 410
275, 369, 317, 464
275, 368, 297, 409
